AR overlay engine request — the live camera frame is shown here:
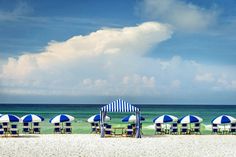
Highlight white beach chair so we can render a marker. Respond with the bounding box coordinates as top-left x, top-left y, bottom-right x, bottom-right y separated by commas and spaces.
212, 124, 219, 134
105, 124, 113, 136
155, 123, 163, 135
10, 124, 19, 136
193, 123, 201, 134
64, 122, 72, 134
230, 123, 236, 134
33, 122, 41, 134
22, 122, 30, 133
181, 124, 188, 134
54, 123, 61, 134
2, 122, 8, 132
125, 125, 134, 137
90, 123, 96, 133
170, 123, 178, 135
0, 124, 5, 136
95, 123, 100, 133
